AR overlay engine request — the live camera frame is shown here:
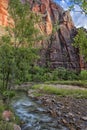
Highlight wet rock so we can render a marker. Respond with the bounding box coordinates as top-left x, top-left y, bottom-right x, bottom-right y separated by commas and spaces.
57, 111, 62, 117
11, 93, 68, 130
68, 112, 74, 117
28, 89, 37, 98
81, 116, 87, 121
48, 109, 57, 117
14, 124, 21, 130
62, 119, 67, 125
37, 95, 87, 130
